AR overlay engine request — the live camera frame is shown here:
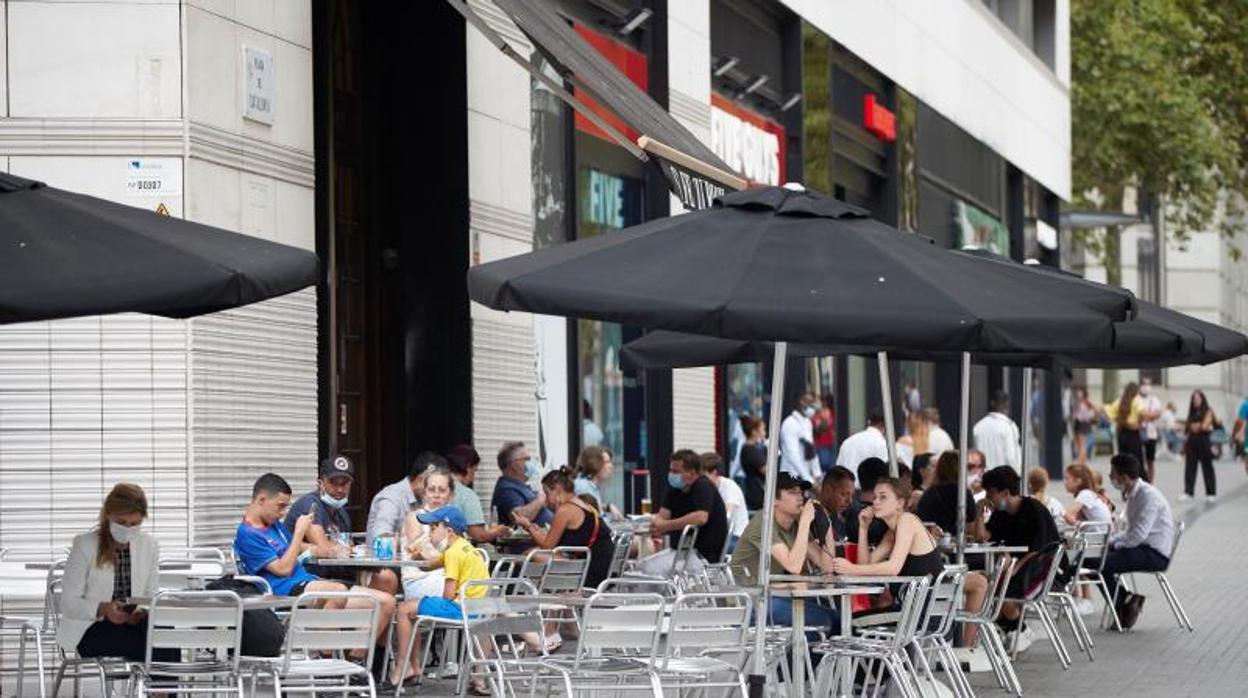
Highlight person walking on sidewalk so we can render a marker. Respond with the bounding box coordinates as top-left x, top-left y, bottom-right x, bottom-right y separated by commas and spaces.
1139, 378, 1164, 483
1182, 390, 1218, 502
